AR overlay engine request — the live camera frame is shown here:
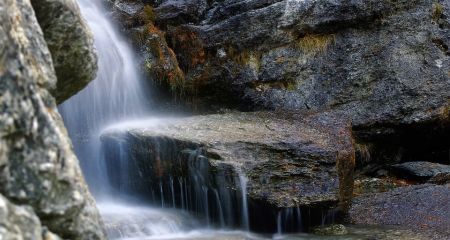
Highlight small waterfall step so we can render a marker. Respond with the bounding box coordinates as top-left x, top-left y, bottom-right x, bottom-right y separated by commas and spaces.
100, 111, 356, 233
